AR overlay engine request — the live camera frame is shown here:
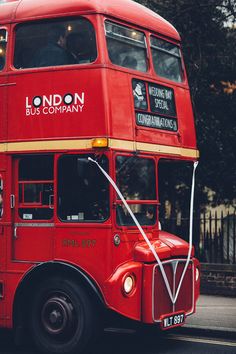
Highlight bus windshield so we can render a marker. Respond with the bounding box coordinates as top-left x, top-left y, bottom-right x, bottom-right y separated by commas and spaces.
151, 36, 183, 83
115, 155, 157, 226
158, 159, 193, 240
58, 154, 109, 222
105, 21, 148, 72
